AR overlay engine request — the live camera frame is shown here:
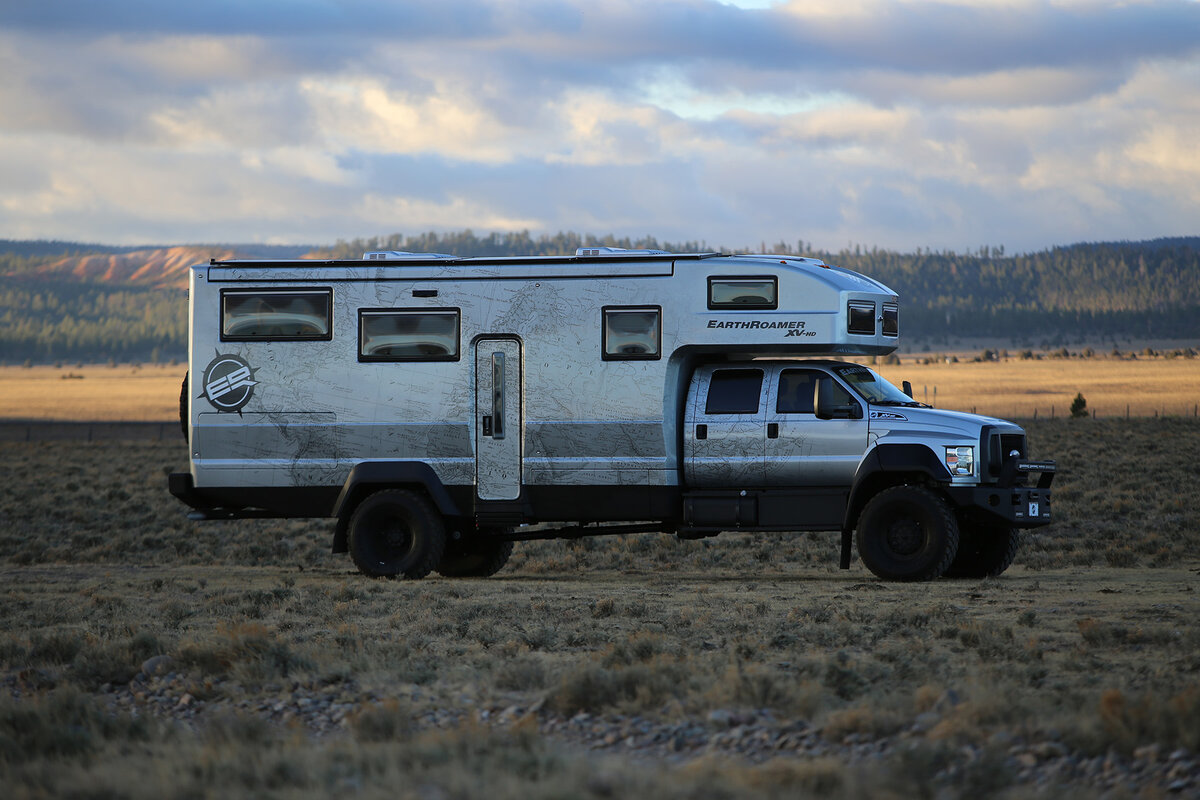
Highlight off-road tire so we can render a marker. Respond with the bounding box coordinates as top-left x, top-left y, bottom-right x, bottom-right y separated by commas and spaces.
944, 519, 1019, 578
856, 485, 959, 581
436, 536, 514, 578
348, 490, 445, 579
179, 372, 189, 442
